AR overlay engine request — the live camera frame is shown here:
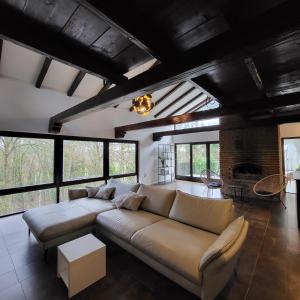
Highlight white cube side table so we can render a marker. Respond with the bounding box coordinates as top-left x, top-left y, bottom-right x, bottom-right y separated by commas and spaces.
57, 234, 106, 298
